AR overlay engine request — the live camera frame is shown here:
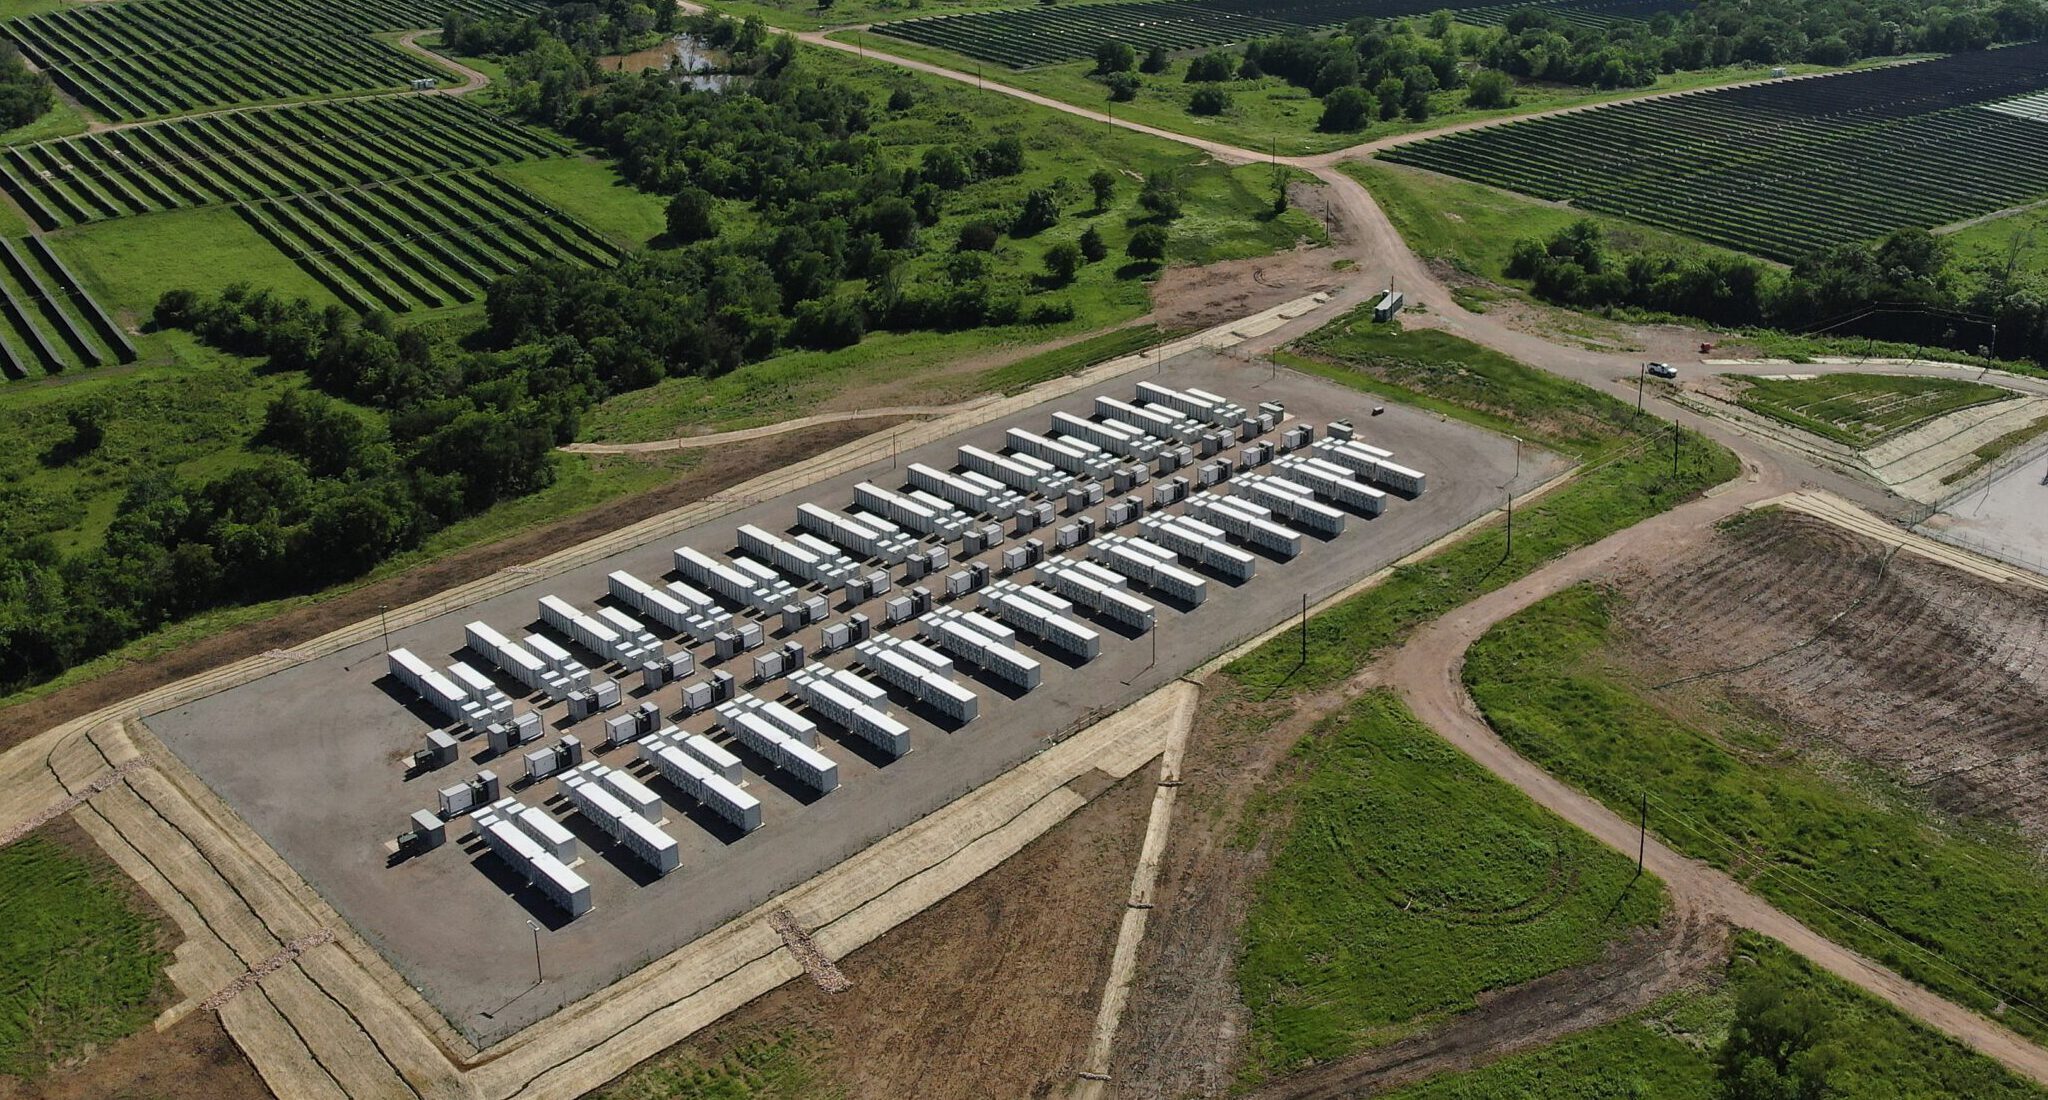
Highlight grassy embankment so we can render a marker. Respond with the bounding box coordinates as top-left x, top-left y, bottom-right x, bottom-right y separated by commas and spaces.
1237, 692, 1667, 1079
0, 831, 170, 1081
1467, 580, 2048, 1045
1727, 371, 2012, 447
1383, 932, 2048, 1099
